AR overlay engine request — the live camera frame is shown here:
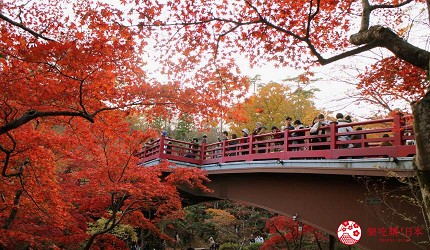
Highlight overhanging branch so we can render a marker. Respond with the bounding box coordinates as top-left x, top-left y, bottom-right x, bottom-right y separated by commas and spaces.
0, 110, 95, 136
0, 102, 175, 135
0, 13, 55, 41
315, 43, 378, 65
